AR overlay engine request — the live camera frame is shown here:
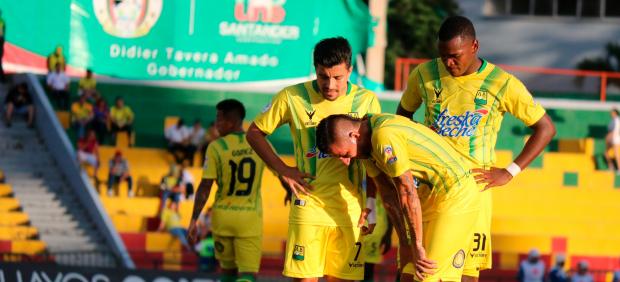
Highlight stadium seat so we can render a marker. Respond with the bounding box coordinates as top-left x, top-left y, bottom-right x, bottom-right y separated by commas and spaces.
55, 111, 70, 129
0, 184, 12, 197
164, 116, 179, 131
